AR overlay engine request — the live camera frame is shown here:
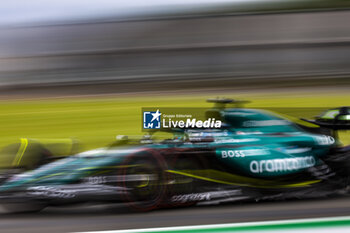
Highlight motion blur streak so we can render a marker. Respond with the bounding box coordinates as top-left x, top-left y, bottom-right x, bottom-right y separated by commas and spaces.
0, 4, 350, 87
0, 1, 349, 233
